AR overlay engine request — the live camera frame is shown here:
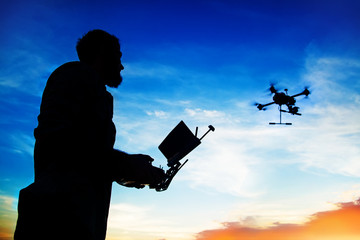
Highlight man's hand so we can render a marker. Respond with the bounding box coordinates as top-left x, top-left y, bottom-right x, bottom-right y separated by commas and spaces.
127, 154, 165, 185
112, 151, 165, 188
